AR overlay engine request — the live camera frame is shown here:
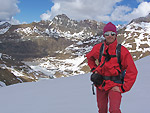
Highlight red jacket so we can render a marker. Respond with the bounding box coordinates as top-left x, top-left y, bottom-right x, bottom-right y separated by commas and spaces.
86, 39, 138, 93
